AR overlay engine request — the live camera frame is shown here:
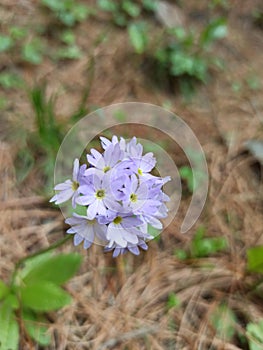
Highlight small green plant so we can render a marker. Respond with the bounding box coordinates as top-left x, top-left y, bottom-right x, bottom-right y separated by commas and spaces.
128, 22, 148, 54
191, 226, 228, 258
0, 26, 45, 66
55, 30, 83, 60
246, 320, 263, 350
167, 292, 180, 310
41, 0, 92, 27
0, 248, 82, 349
128, 17, 227, 96
15, 84, 64, 188
0, 71, 23, 89
157, 18, 227, 93
247, 245, 263, 274
174, 226, 228, 260
179, 165, 194, 193
210, 303, 237, 341
97, 0, 156, 27
15, 82, 92, 189
22, 37, 44, 65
